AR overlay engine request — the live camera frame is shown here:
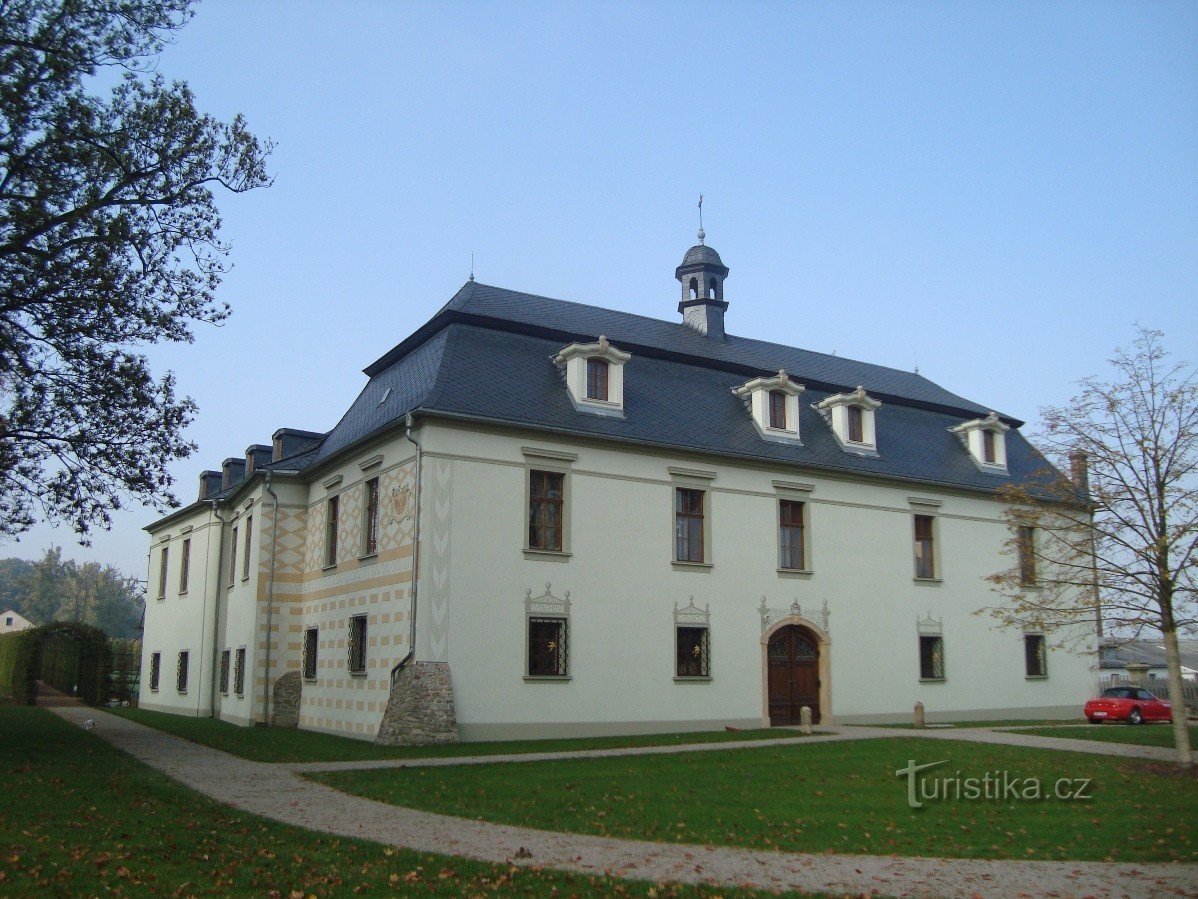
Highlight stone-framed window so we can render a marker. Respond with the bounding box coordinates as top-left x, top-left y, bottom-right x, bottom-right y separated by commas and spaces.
1017, 524, 1037, 586
733, 369, 804, 443
778, 499, 806, 571
176, 650, 189, 694
304, 627, 319, 680
157, 545, 169, 599
586, 357, 609, 401
149, 652, 161, 692
228, 525, 238, 588
1024, 633, 1047, 678
949, 411, 1010, 473
179, 538, 191, 594
914, 514, 936, 579
348, 614, 367, 674
324, 495, 339, 568
242, 514, 253, 580
528, 470, 565, 551
675, 487, 706, 563
814, 385, 881, 455
363, 477, 380, 557
219, 649, 230, 694
674, 598, 711, 680
554, 336, 631, 416
234, 646, 246, 697
918, 614, 945, 682
524, 583, 571, 680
